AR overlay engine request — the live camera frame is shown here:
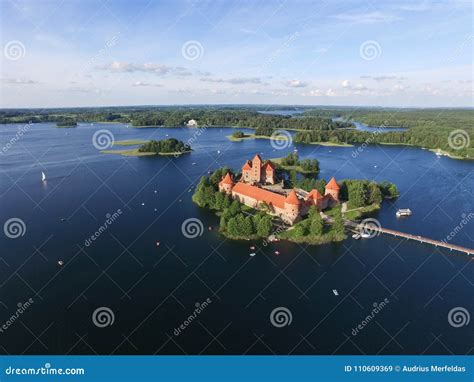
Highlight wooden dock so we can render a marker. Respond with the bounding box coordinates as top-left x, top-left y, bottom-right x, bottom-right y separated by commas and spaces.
346, 221, 474, 255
